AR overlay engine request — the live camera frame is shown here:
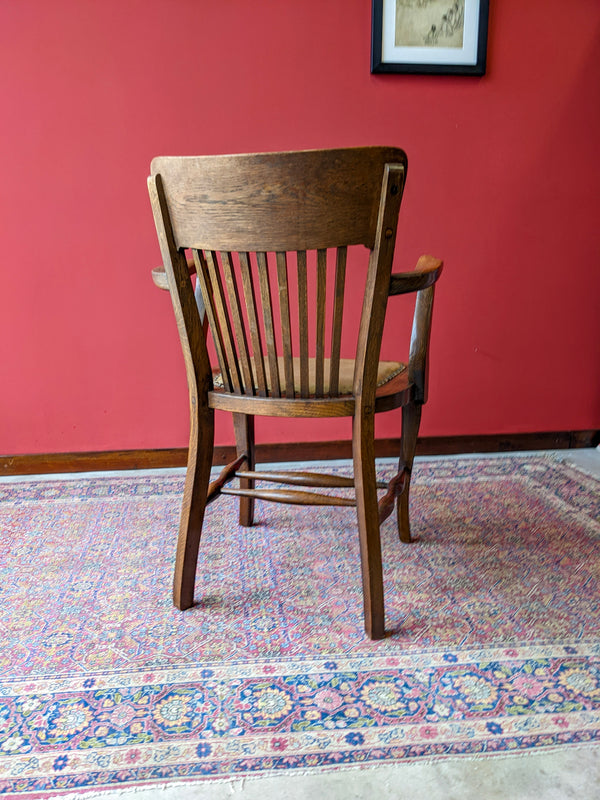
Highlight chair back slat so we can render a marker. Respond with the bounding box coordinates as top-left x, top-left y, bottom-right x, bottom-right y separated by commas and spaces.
257, 252, 281, 398
329, 246, 347, 396
276, 251, 295, 399
297, 250, 310, 398
205, 251, 243, 393
221, 252, 254, 396
314, 249, 327, 398
239, 252, 268, 397
194, 249, 233, 391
